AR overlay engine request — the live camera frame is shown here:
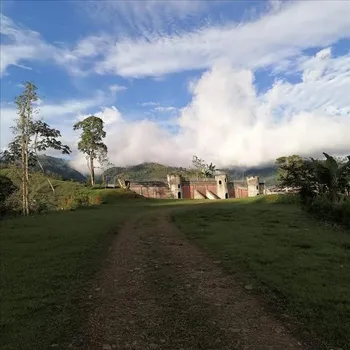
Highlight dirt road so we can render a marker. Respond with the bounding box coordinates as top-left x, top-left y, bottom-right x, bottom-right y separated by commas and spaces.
73, 211, 310, 350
